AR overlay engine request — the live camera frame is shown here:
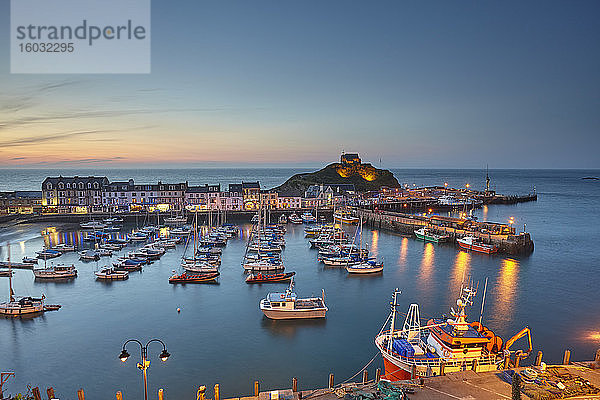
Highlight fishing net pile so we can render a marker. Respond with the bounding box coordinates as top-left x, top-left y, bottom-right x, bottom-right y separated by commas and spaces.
500, 367, 600, 400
